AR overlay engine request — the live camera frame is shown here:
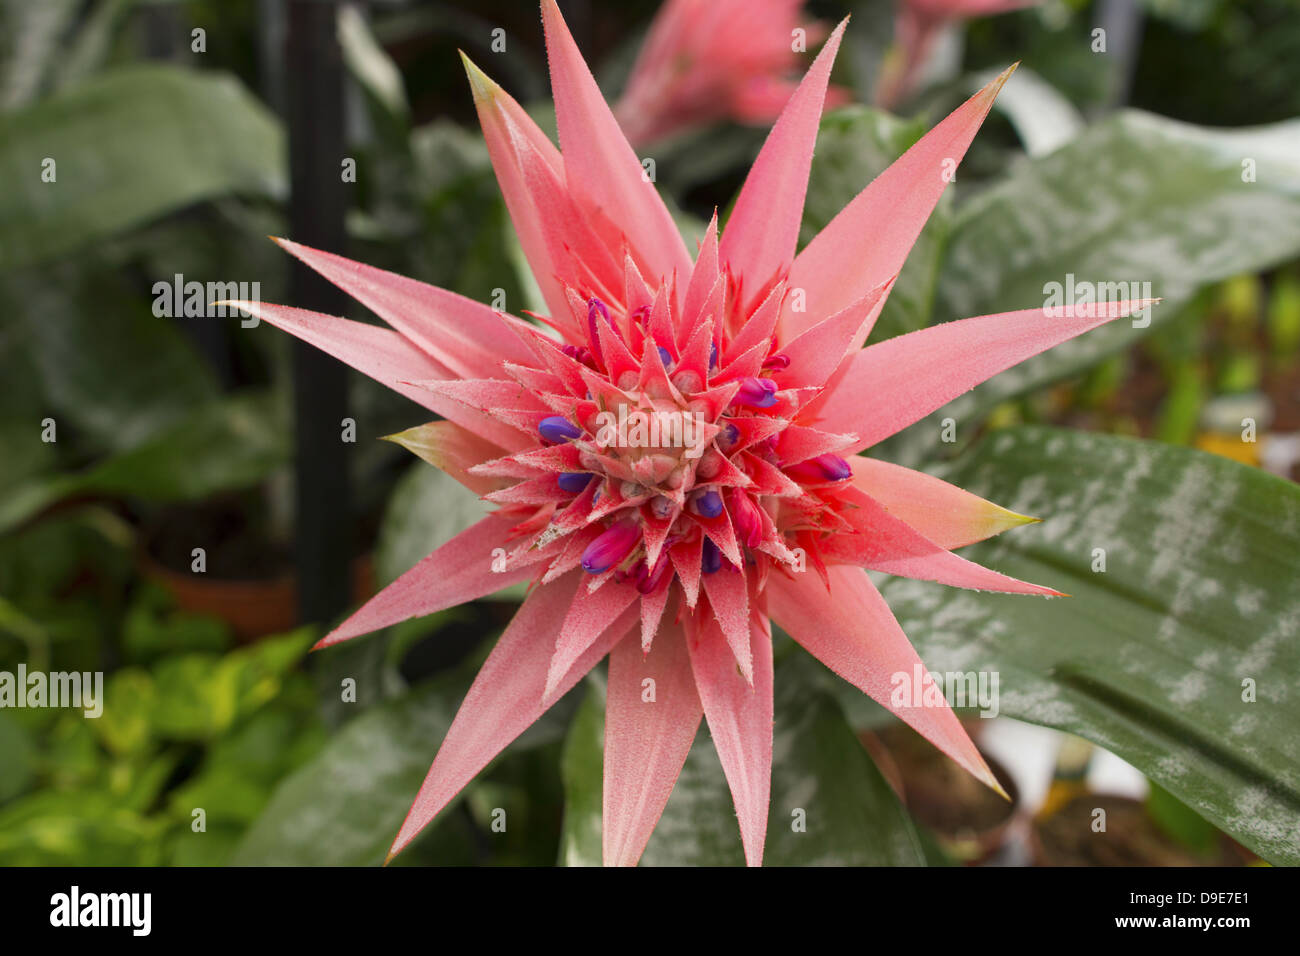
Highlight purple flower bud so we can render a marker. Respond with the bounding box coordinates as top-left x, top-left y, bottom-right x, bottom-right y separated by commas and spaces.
732, 377, 778, 409
718, 422, 740, 450
657, 345, 673, 369
581, 519, 641, 575
557, 472, 593, 493
691, 488, 724, 518
709, 342, 718, 369
539, 415, 581, 443
787, 453, 853, 483
701, 537, 722, 575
